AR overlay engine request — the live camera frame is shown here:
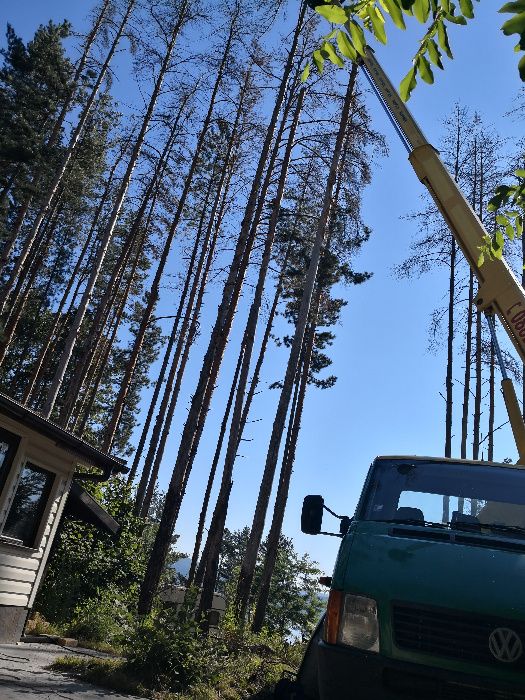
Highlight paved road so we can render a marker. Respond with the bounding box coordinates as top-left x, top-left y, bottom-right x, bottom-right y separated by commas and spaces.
0, 643, 143, 699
